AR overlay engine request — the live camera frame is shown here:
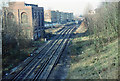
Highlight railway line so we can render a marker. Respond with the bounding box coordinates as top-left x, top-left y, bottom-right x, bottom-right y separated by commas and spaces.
4, 25, 76, 80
